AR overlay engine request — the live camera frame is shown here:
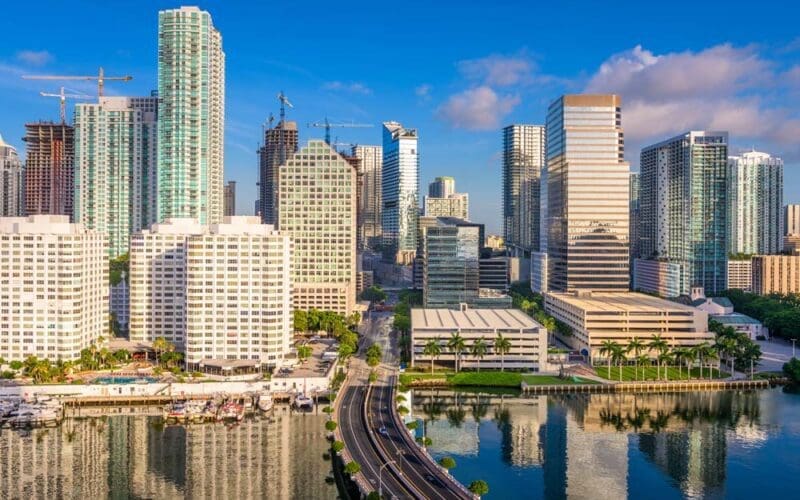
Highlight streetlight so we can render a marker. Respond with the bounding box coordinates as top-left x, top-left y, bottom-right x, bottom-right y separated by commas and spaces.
379, 459, 397, 498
